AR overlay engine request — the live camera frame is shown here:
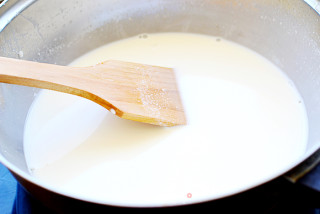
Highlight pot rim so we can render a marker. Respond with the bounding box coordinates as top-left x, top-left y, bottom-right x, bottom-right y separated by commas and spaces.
0, 0, 35, 32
